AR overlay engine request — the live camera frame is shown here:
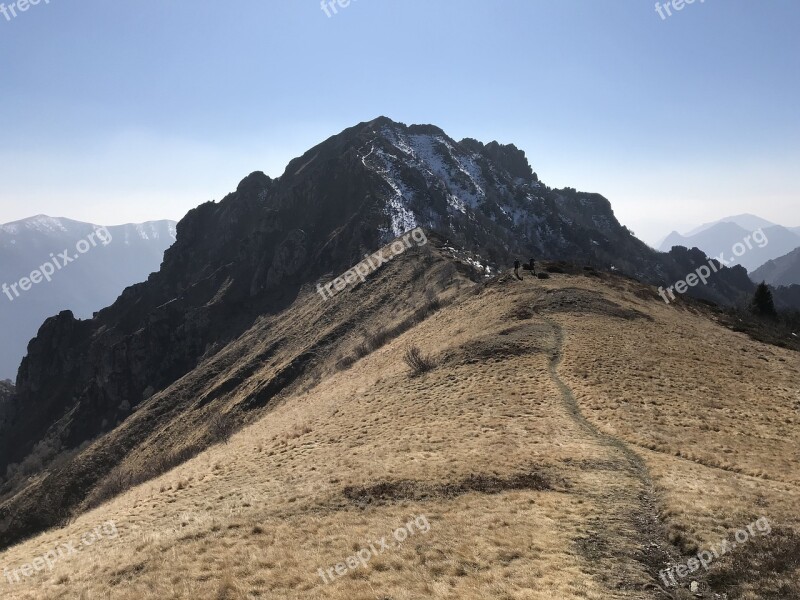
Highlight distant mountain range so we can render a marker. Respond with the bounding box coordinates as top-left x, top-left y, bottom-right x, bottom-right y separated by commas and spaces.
751, 246, 800, 287
659, 214, 800, 272
0, 216, 176, 379
682, 214, 780, 237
